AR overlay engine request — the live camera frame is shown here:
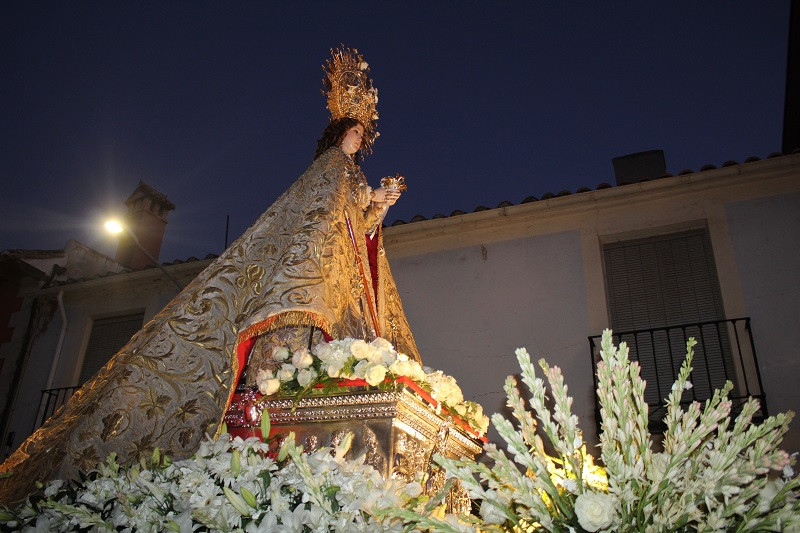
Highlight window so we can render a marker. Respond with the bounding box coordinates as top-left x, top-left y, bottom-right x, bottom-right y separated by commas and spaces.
79, 313, 144, 384
603, 229, 734, 415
